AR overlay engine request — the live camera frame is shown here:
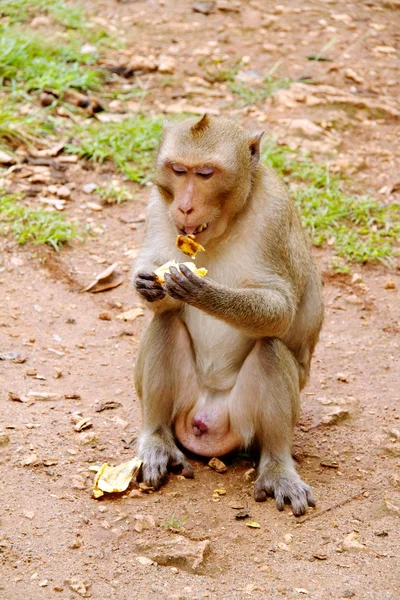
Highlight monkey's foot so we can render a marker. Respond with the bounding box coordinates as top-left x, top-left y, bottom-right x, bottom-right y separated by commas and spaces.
254, 463, 315, 517
138, 431, 194, 489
